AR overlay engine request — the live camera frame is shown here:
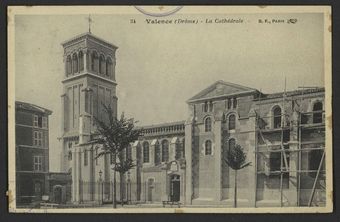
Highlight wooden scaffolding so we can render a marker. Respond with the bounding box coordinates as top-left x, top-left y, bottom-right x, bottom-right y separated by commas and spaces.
254, 87, 325, 207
